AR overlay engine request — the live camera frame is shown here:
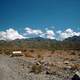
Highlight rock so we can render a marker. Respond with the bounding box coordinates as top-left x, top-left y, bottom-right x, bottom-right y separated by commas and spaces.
66, 66, 72, 69
75, 71, 80, 78
64, 61, 70, 64
72, 71, 80, 80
